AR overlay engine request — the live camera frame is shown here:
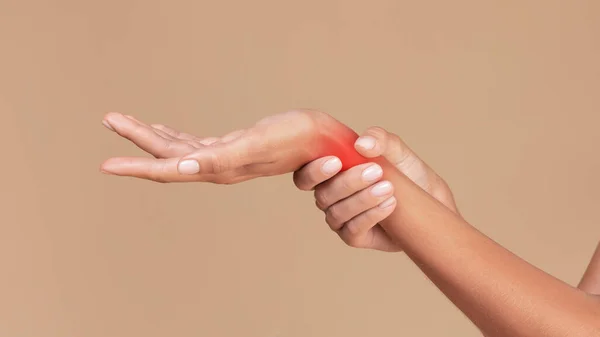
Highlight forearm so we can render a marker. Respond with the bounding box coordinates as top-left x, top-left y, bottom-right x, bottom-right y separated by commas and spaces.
377, 162, 600, 336
579, 242, 600, 295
